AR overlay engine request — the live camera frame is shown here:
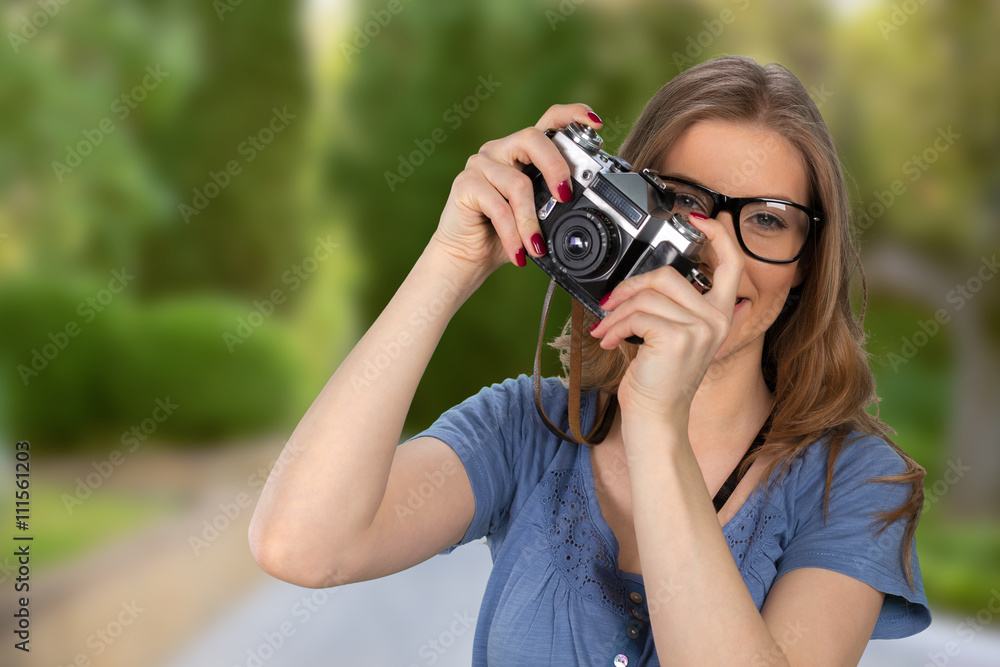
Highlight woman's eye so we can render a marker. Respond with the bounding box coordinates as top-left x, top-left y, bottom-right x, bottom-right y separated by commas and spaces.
676, 194, 708, 212
745, 212, 788, 230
